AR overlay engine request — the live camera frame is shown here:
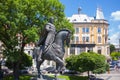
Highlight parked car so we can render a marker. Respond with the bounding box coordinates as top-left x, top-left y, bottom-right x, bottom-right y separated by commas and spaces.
109, 60, 118, 70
